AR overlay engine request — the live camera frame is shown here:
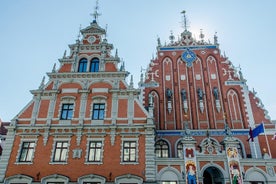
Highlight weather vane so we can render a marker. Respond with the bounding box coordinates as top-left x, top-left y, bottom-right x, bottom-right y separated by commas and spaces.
90, 0, 101, 22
